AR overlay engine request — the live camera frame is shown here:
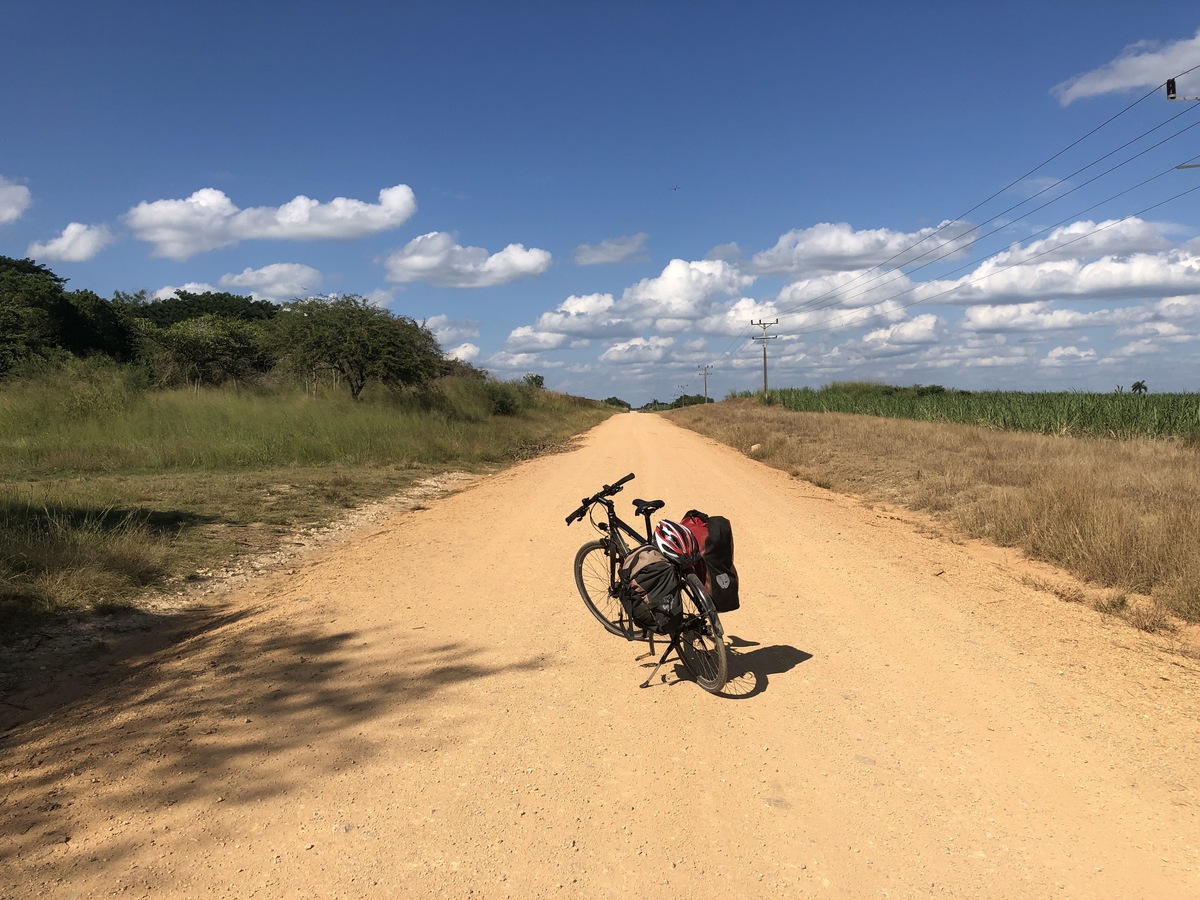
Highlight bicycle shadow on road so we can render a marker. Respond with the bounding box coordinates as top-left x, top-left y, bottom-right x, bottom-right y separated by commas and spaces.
712, 635, 812, 699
